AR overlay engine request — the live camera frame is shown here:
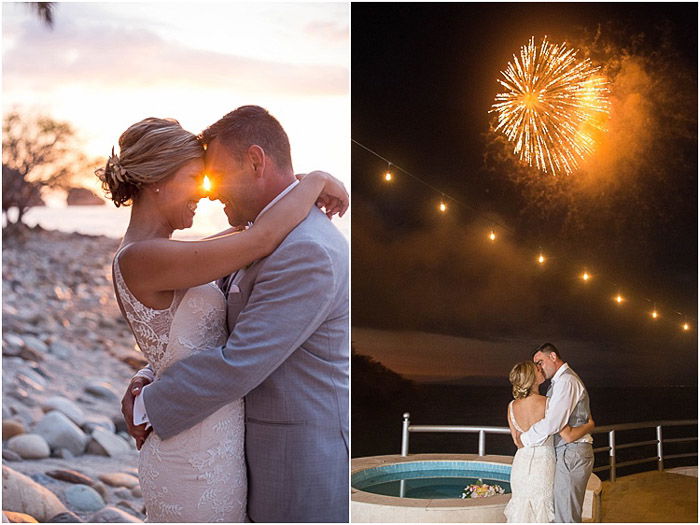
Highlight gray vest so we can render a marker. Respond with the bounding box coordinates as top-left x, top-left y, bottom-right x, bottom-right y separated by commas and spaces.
547, 366, 590, 448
